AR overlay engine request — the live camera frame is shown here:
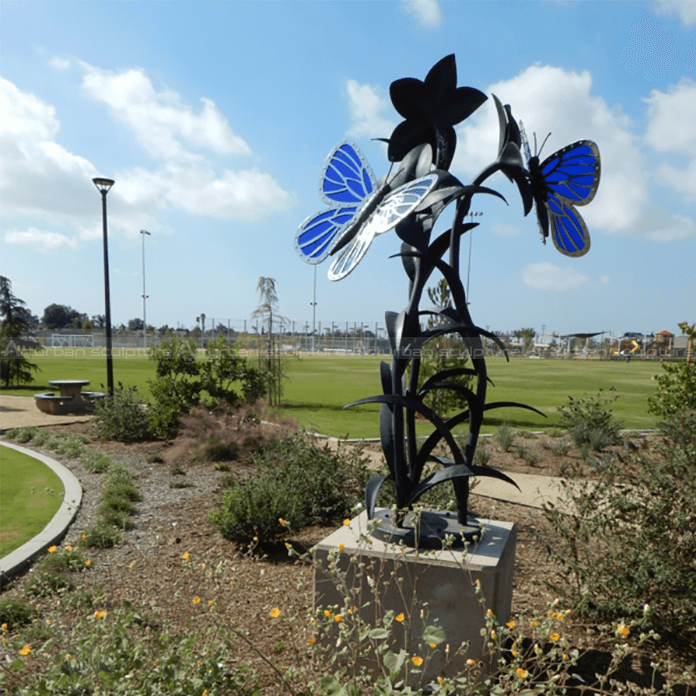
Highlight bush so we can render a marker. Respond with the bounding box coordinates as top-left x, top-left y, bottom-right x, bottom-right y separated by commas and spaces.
542, 428, 696, 637
94, 384, 149, 442
495, 422, 516, 452
79, 449, 113, 473
557, 388, 623, 450
209, 430, 370, 545
0, 596, 35, 630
